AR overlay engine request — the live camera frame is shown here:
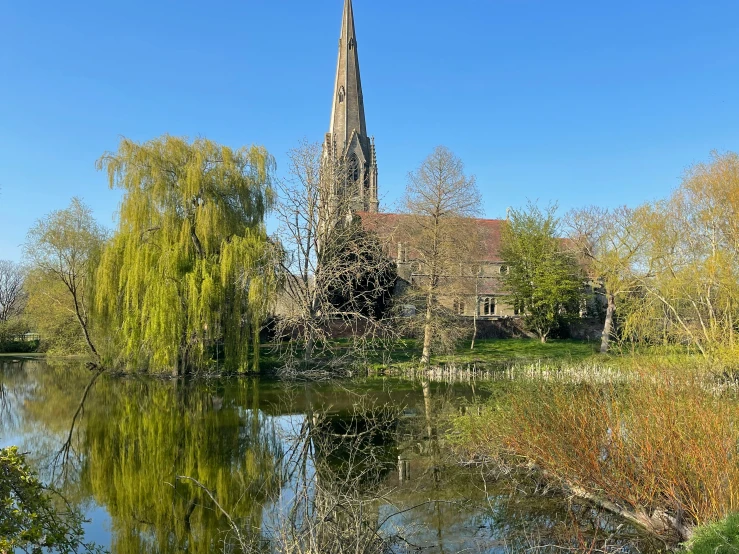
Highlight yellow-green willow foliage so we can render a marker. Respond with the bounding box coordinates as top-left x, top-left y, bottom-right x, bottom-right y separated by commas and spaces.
619, 152, 739, 357
82, 379, 282, 554
96, 135, 279, 373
